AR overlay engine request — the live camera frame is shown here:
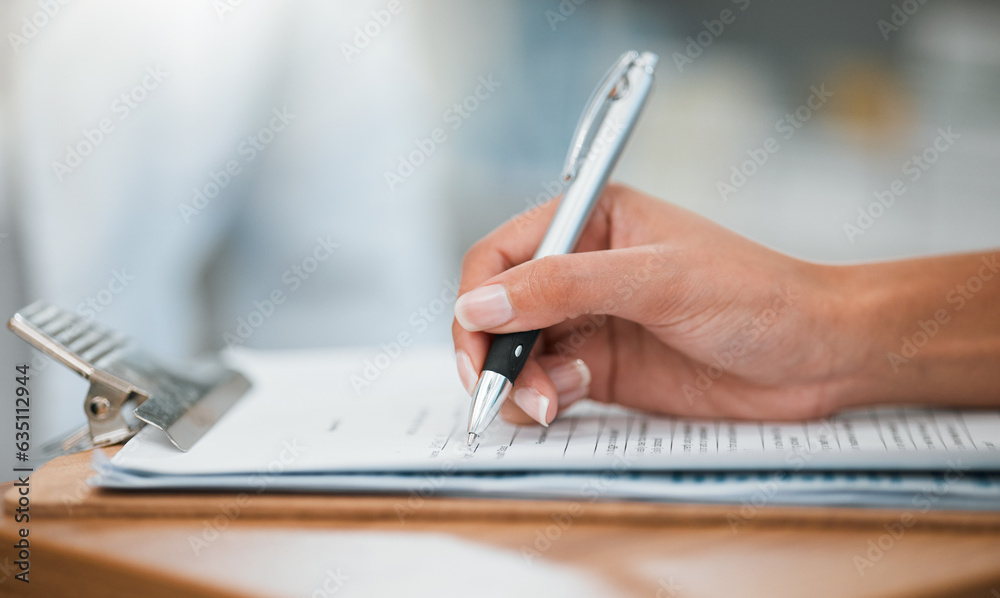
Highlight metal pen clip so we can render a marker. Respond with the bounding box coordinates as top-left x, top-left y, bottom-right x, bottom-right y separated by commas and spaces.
560, 50, 640, 182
